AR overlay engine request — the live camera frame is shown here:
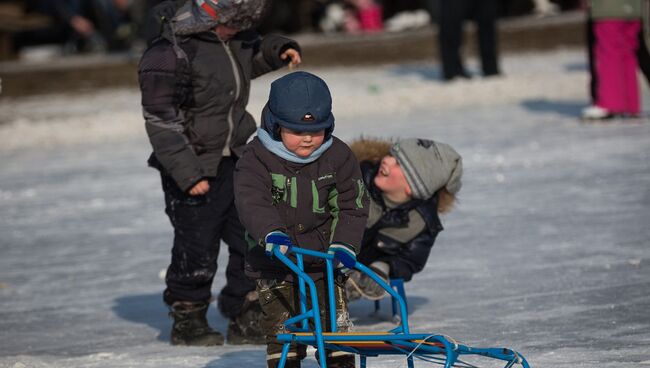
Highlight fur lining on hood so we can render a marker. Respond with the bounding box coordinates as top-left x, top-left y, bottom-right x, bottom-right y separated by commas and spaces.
349, 136, 393, 164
